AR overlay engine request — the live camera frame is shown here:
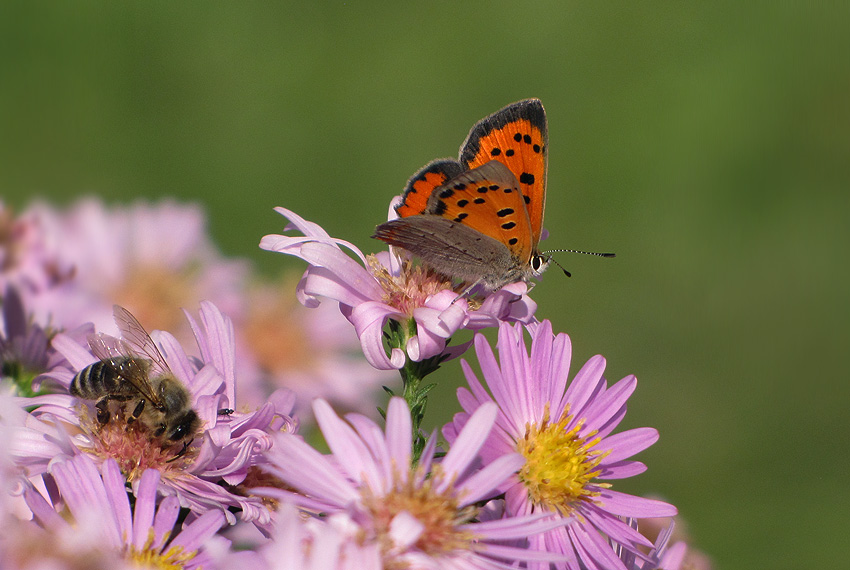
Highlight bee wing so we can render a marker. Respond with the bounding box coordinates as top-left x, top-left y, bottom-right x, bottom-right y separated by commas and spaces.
86, 332, 162, 405
87, 331, 134, 362
112, 305, 174, 378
